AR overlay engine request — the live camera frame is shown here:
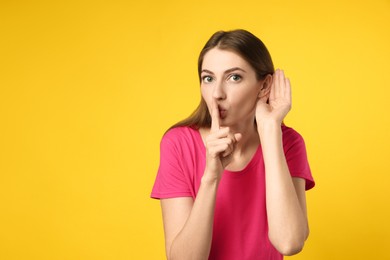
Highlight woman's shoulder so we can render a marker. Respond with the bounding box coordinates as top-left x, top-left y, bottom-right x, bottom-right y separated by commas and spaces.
160, 126, 205, 158
281, 124, 307, 148
281, 124, 303, 138
164, 126, 198, 138
162, 126, 201, 146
